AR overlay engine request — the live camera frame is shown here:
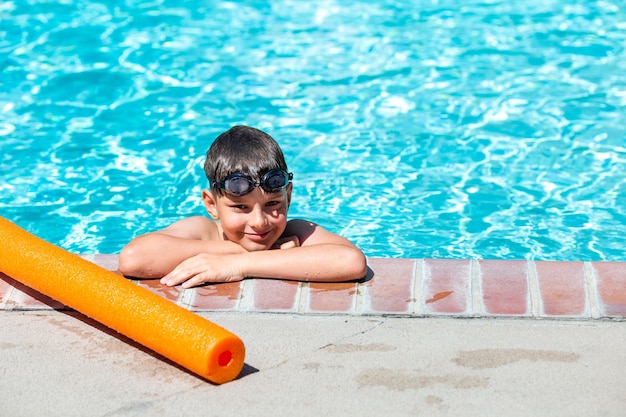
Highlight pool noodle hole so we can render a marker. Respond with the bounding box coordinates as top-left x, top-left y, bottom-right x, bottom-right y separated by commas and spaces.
218, 350, 232, 367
